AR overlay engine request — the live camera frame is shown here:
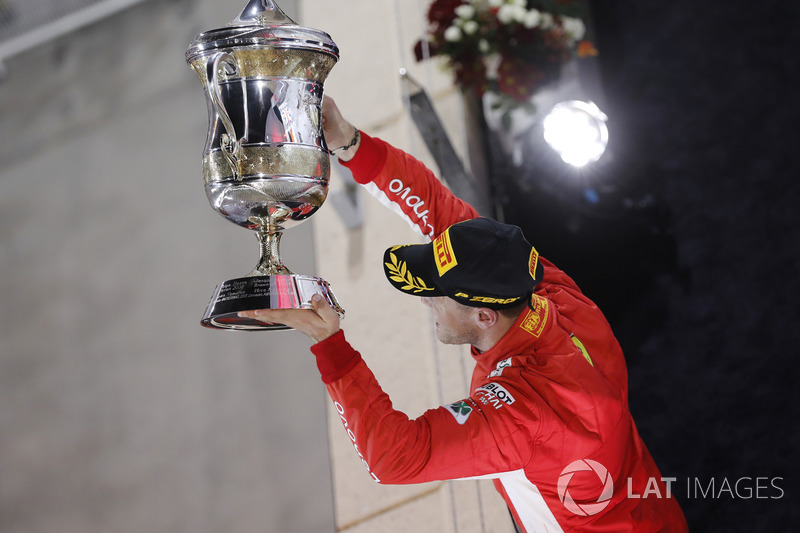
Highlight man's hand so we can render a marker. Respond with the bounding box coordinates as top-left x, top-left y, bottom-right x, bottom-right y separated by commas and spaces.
238, 294, 341, 343
322, 96, 360, 162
